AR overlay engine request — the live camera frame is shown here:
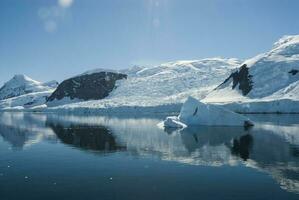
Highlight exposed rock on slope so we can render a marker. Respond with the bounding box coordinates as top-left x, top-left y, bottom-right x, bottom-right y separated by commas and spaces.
218, 64, 253, 95
47, 72, 127, 106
